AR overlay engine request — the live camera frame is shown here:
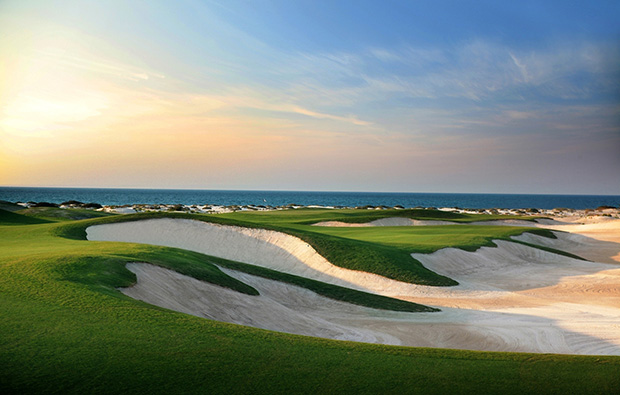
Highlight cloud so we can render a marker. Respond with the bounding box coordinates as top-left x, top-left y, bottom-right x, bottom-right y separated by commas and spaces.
35, 48, 166, 83
2, 10, 617, 193
259, 103, 371, 127
274, 39, 619, 107
168, 85, 373, 127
